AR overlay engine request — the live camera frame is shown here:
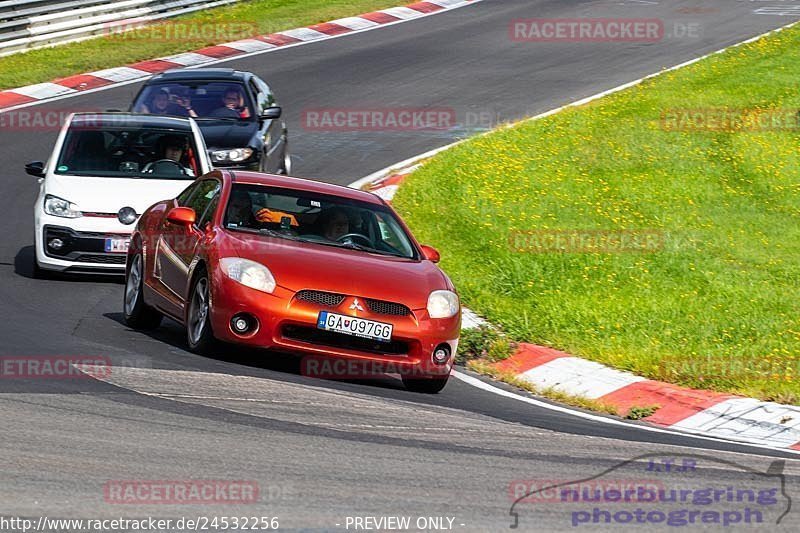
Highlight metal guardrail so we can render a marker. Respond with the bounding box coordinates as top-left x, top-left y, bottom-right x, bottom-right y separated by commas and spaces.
0, 0, 242, 57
